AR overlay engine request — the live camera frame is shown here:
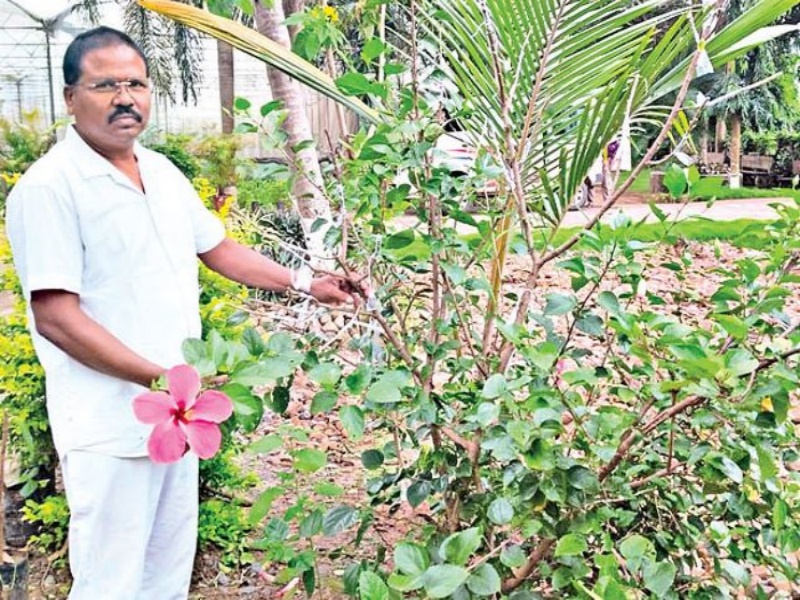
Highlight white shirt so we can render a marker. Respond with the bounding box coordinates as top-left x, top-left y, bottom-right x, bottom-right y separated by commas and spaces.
6, 126, 225, 457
